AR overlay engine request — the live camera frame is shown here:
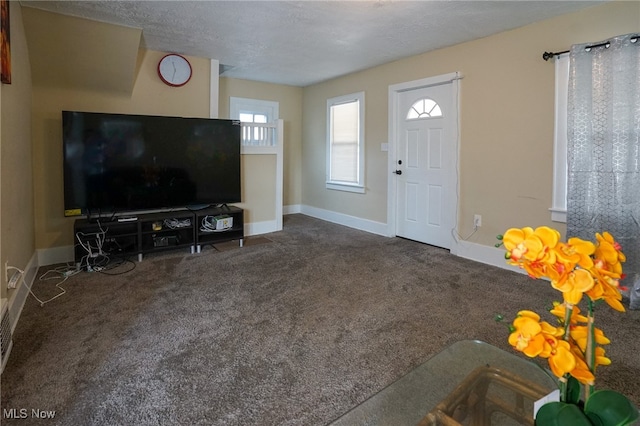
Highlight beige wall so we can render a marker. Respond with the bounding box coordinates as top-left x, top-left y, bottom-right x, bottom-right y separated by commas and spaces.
1, 2, 34, 299
219, 78, 303, 213
32, 49, 212, 249
301, 1, 640, 246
